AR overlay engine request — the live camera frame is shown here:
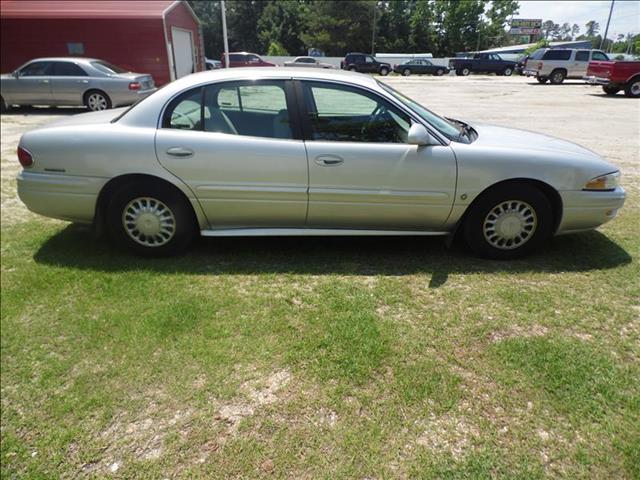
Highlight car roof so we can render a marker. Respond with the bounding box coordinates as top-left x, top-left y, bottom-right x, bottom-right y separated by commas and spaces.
171, 67, 379, 88
22, 57, 103, 64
